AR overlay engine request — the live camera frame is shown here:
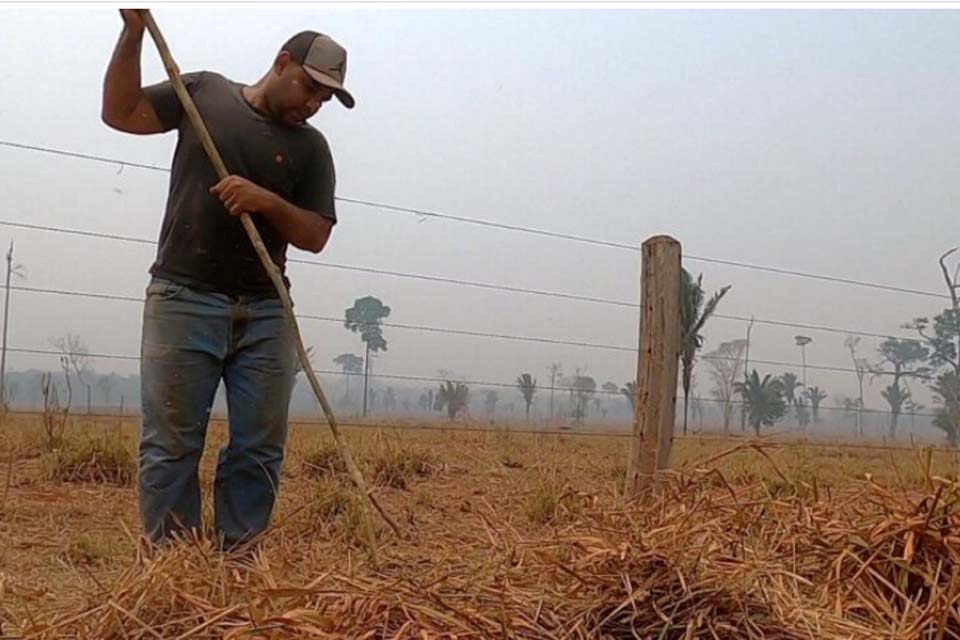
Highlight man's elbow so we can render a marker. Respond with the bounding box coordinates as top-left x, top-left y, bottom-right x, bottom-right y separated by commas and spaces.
101, 106, 121, 130
300, 224, 333, 254
101, 105, 135, 133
